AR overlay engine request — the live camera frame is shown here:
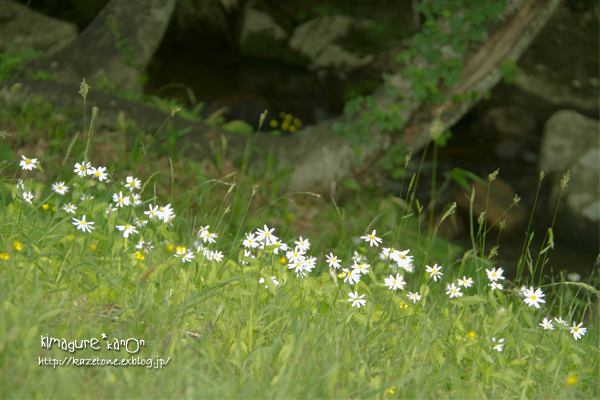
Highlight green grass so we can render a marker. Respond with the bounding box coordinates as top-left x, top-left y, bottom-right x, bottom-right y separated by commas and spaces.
0, 89, 598, 399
